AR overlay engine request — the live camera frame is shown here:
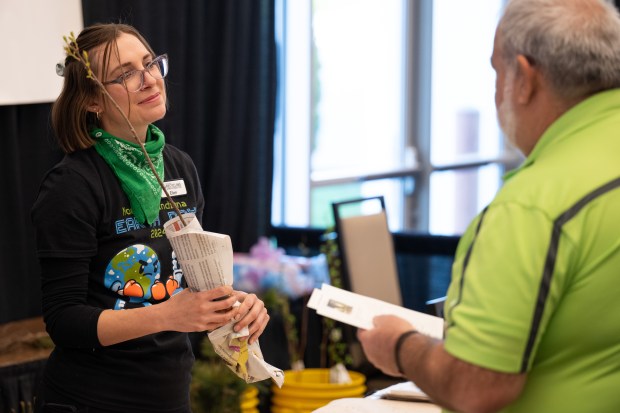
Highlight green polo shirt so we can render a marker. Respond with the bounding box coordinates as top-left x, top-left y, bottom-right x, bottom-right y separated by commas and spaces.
443, 88, 620, 413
